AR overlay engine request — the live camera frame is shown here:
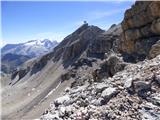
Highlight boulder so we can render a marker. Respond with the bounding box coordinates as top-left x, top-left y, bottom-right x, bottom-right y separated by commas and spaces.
92, 54, 126, 81
126, 79, 153, 98
133, 81, 152, 93
95, 83, 108, 93
149, 40, 160, 58
91, 97, 105, 106
54, 95, 70, 107
101, 87, 117, 101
